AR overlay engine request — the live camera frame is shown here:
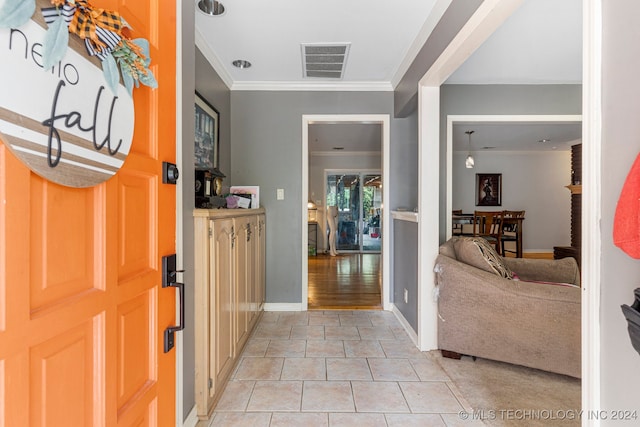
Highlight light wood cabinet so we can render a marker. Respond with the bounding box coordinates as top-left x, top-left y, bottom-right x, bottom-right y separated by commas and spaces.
193, 208, 266, 420
254, 215, 266, 319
